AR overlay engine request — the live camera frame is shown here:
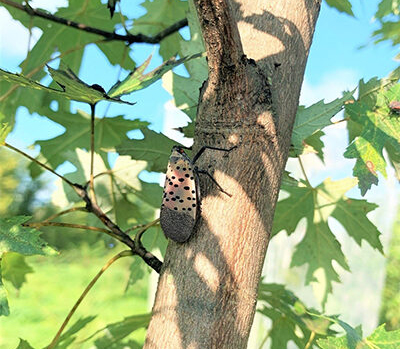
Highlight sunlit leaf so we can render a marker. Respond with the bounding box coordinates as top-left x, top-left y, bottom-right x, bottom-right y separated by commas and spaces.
14, 339, 35, 349
317, 323, 400, 349
108, 53, 202, 98
0, 216, 57, 256
273, 177, 382, 306
0, 67, 133, 105
324, 0, 354, 16
116, 128, 179, 172
1, 252, 33, 290
292, 91, 353, 152
0, 265, 9, 316
344, 76, 400, 195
